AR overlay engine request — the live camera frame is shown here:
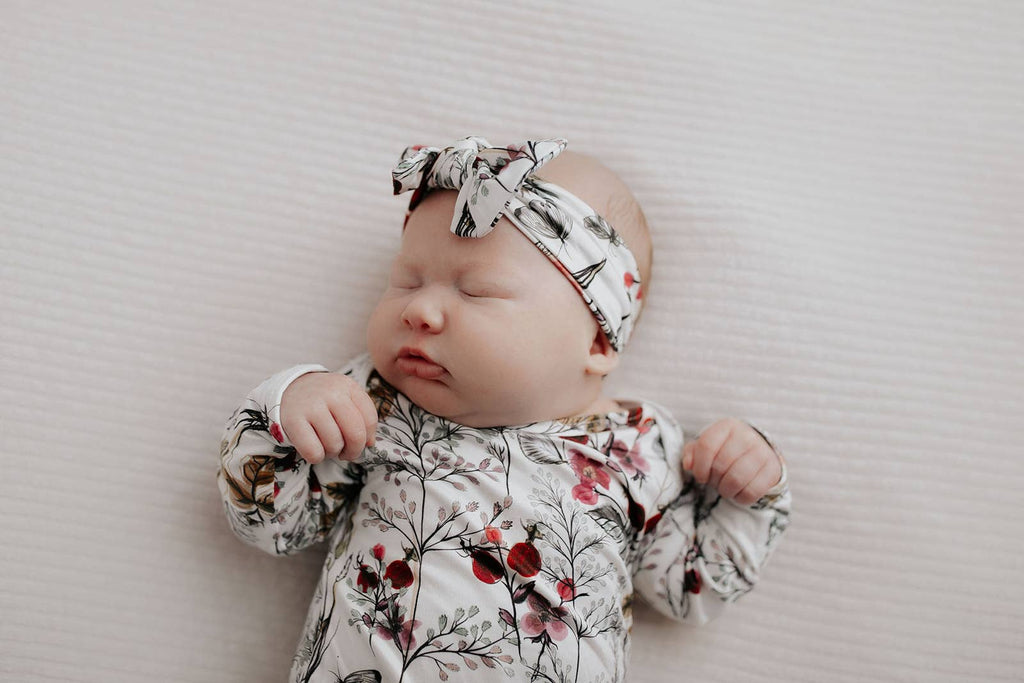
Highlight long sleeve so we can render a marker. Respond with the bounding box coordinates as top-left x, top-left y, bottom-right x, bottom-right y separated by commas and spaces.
216, 361, 369, 556
631, 414, 792, 626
